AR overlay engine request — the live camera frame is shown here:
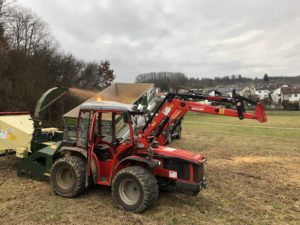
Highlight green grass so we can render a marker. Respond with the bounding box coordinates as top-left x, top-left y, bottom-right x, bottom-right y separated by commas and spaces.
181, 111, 300, 154
0, 111, 299, 225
